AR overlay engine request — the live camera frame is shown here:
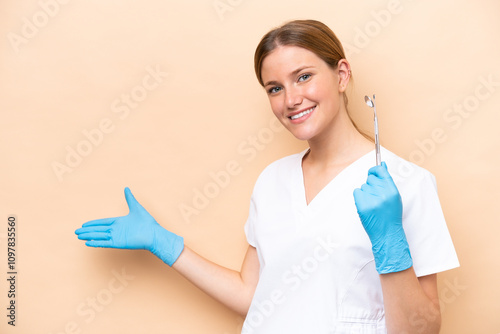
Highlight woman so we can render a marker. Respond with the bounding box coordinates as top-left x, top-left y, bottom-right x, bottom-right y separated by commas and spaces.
75, 20, 459, 333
